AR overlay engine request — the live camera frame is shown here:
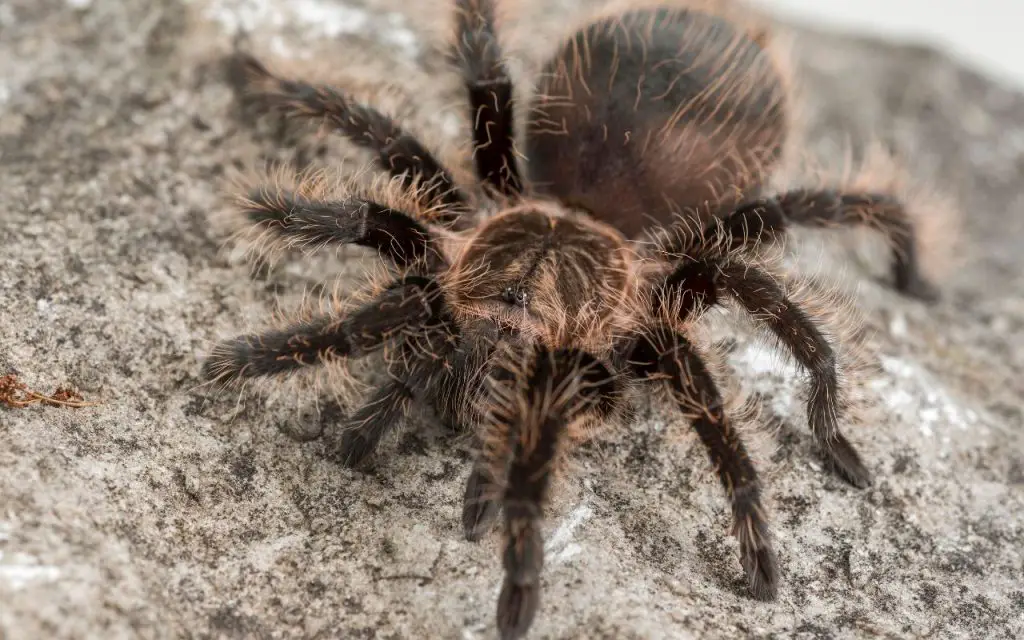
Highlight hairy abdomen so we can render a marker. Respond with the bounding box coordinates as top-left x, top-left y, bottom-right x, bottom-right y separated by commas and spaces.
525, 7, 788, 238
